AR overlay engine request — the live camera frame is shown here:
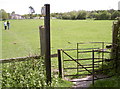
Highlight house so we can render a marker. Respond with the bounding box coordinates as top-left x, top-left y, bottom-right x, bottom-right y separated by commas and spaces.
11, 14, 24, 19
